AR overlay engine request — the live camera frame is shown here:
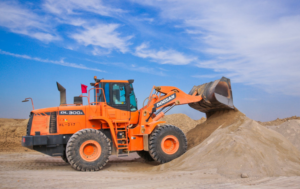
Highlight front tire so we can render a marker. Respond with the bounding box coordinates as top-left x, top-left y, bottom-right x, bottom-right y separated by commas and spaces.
149, 125, 187, 164
66, 129, 111, 171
